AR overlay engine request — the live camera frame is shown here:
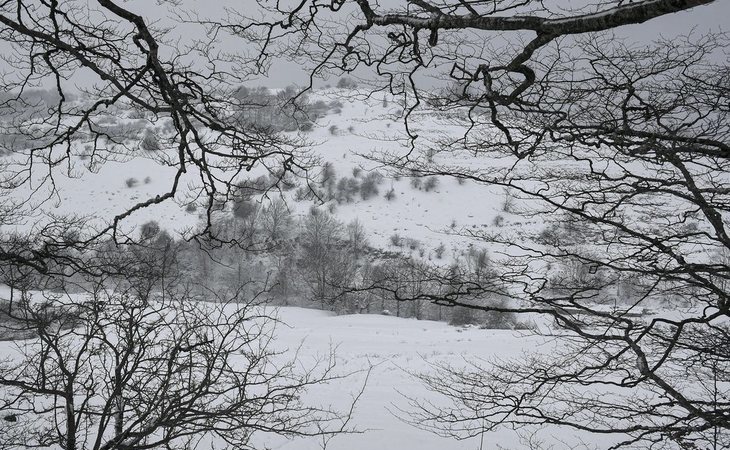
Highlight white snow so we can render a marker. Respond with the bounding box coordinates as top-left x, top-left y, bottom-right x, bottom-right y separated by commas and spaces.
244, 307, 552, 450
